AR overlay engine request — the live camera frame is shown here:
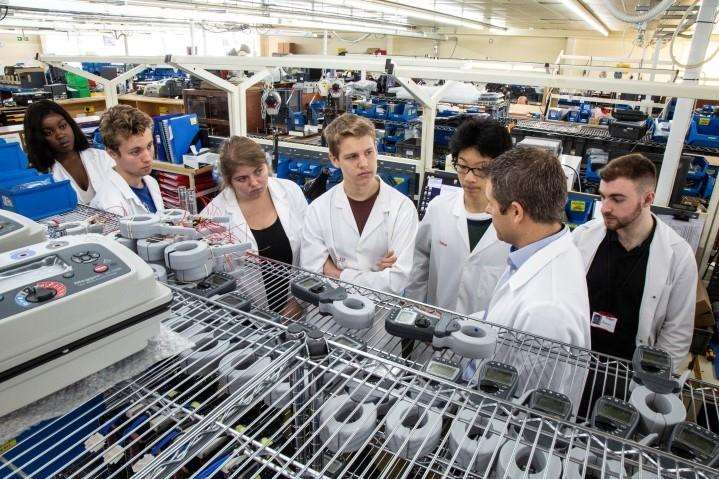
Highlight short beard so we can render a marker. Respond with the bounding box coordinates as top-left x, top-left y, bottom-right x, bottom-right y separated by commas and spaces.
604, 202, 643, 231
